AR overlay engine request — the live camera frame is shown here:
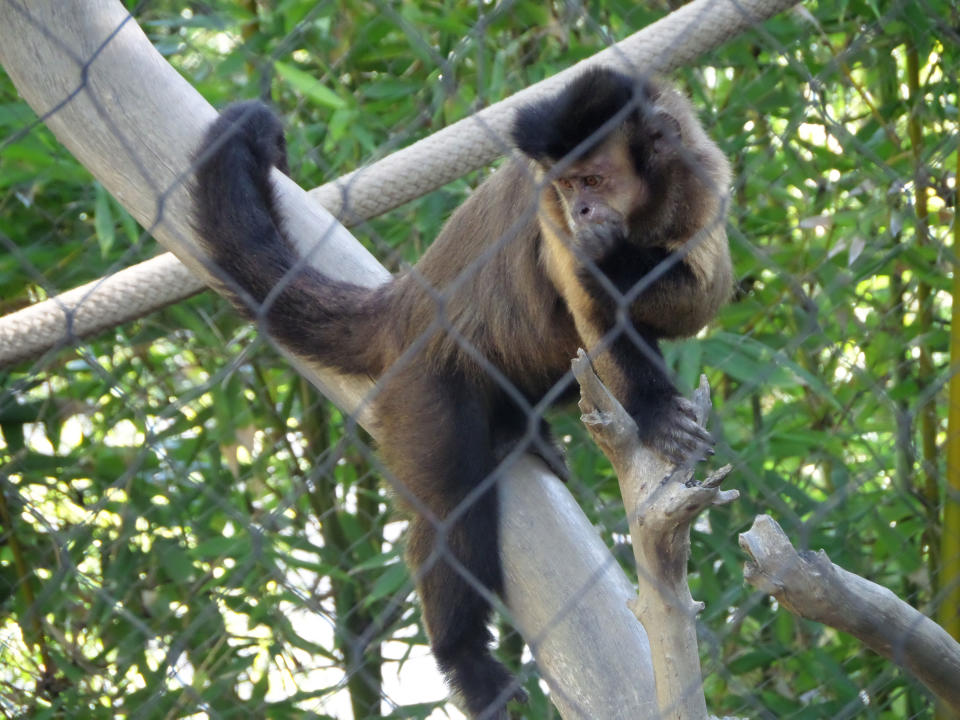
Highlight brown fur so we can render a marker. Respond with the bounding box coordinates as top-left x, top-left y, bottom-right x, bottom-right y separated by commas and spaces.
192, 68, 731, 719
